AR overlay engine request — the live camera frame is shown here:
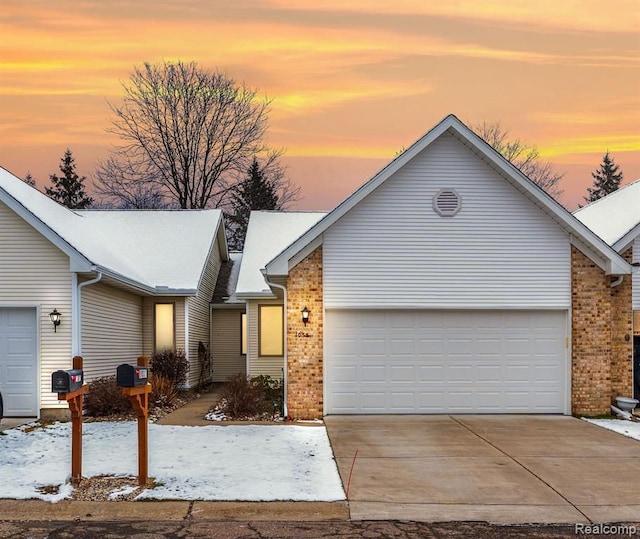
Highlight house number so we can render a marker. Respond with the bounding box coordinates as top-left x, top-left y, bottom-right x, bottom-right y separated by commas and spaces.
296, 331, 312, 338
